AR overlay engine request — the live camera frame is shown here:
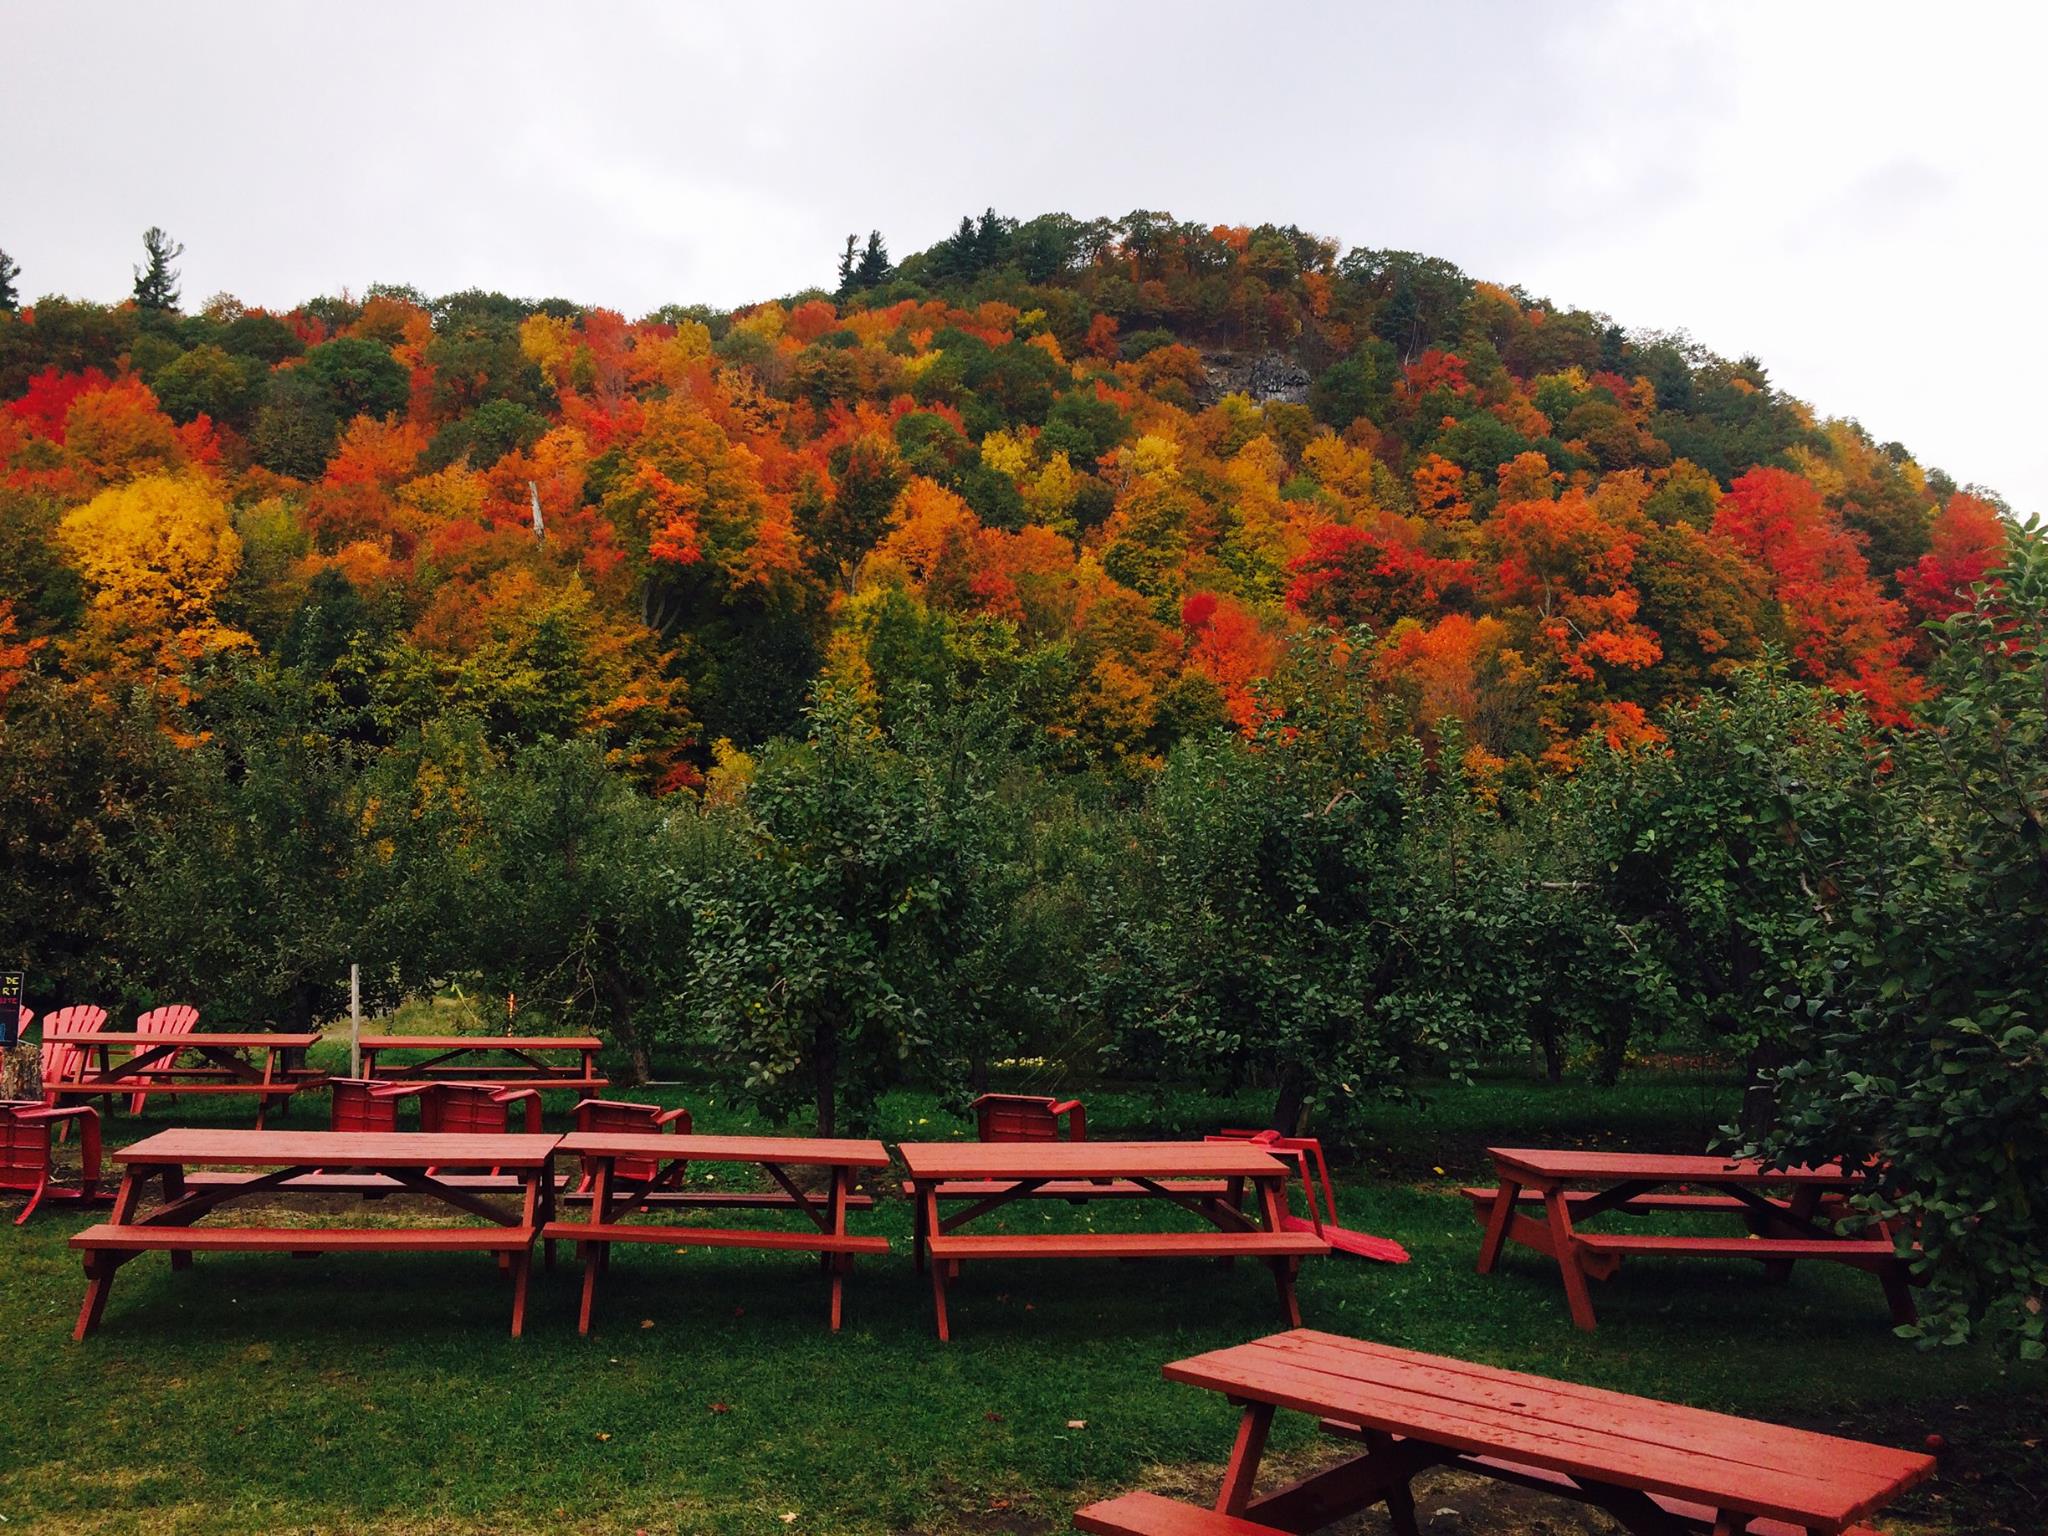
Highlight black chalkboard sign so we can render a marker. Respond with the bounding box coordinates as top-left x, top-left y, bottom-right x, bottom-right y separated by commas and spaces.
0, 970, 22, 1048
